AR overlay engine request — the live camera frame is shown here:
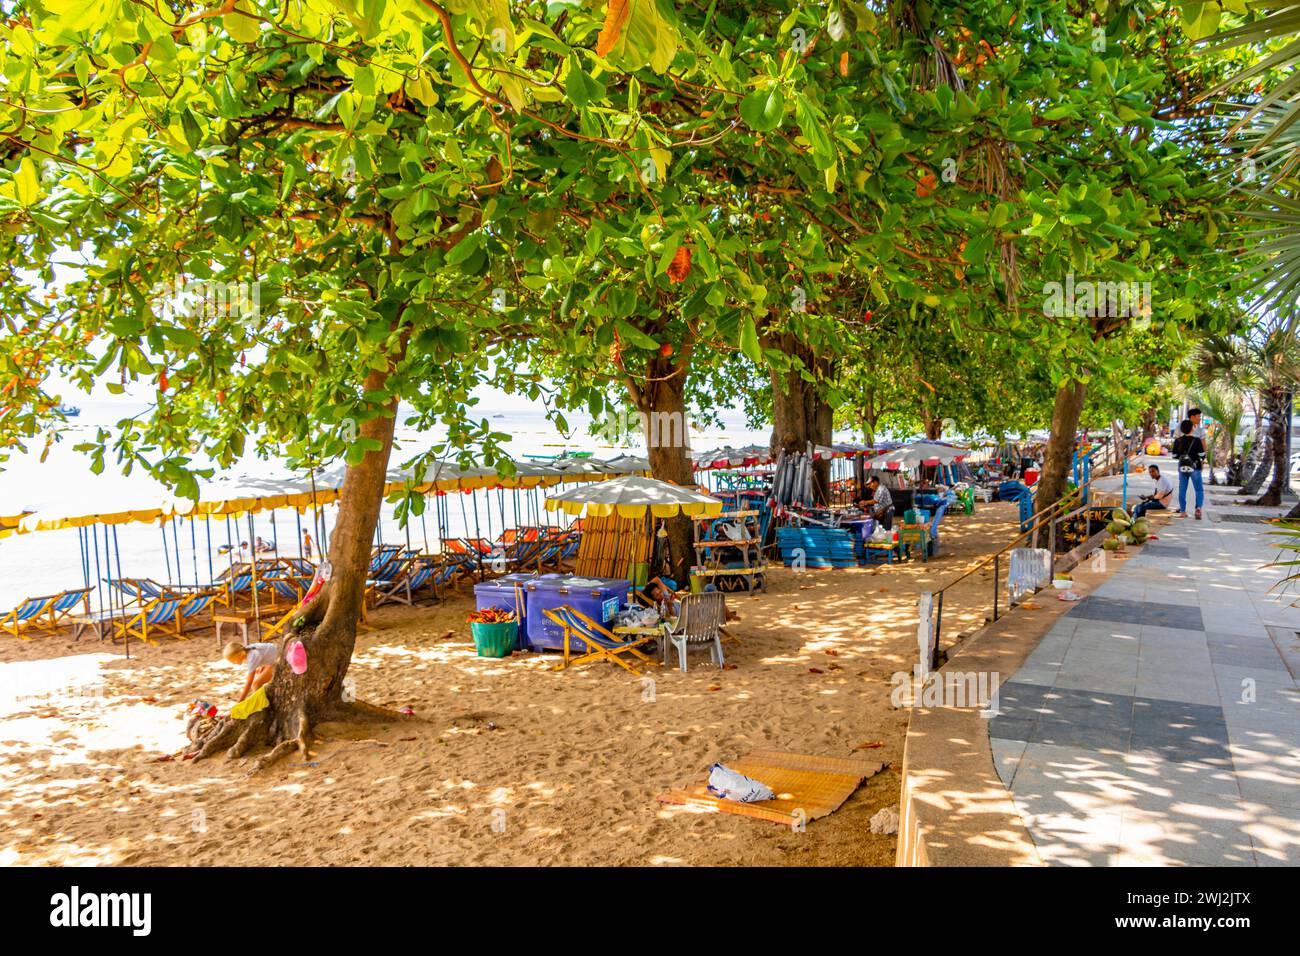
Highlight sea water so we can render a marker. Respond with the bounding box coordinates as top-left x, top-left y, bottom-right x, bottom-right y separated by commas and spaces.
0, 394, 786, 608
